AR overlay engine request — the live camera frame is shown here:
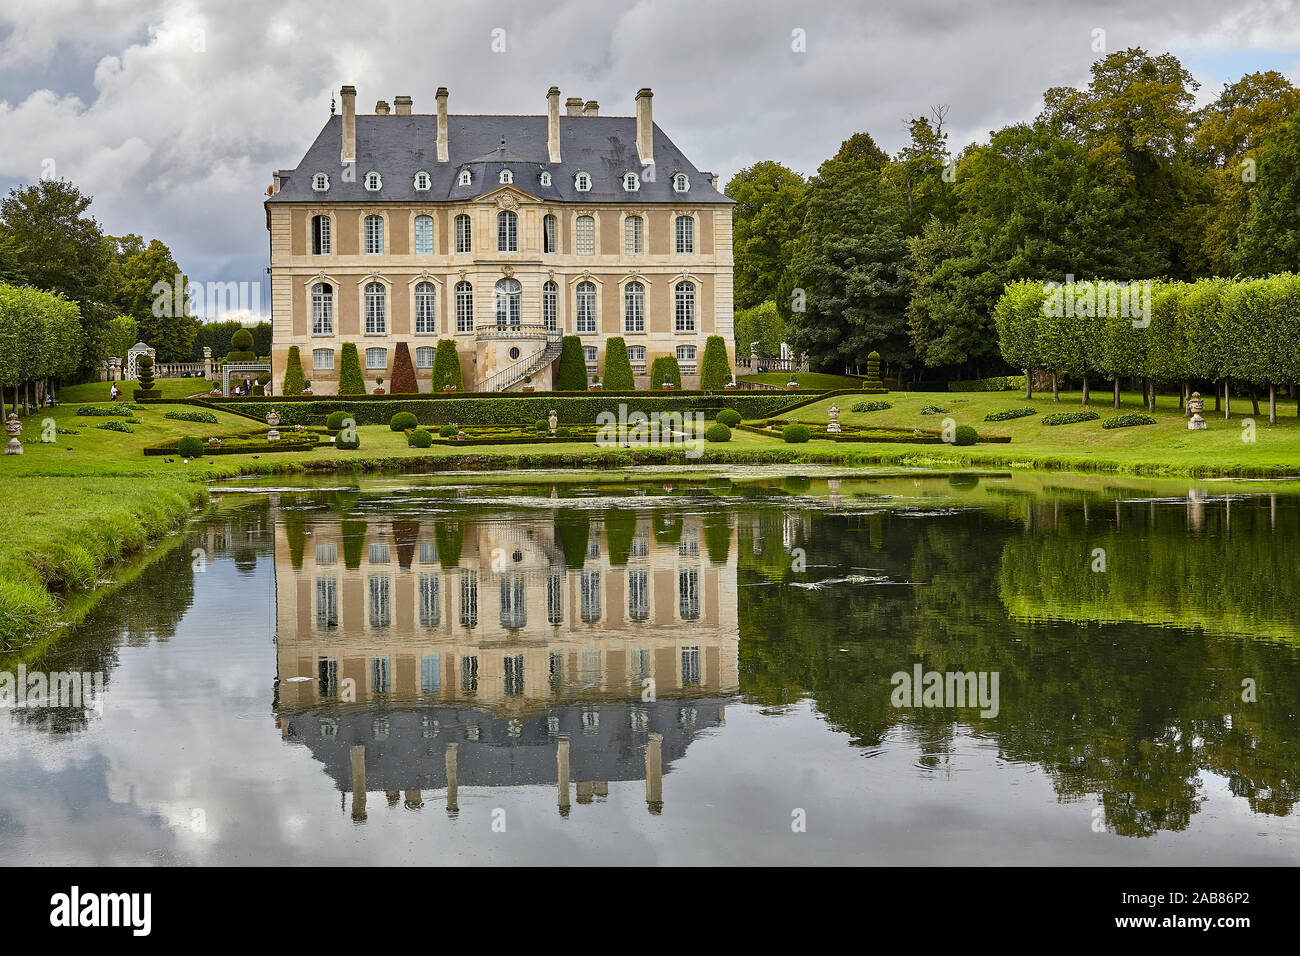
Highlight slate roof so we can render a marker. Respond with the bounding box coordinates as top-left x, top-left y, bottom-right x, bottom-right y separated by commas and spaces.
268, 113, 733, 205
